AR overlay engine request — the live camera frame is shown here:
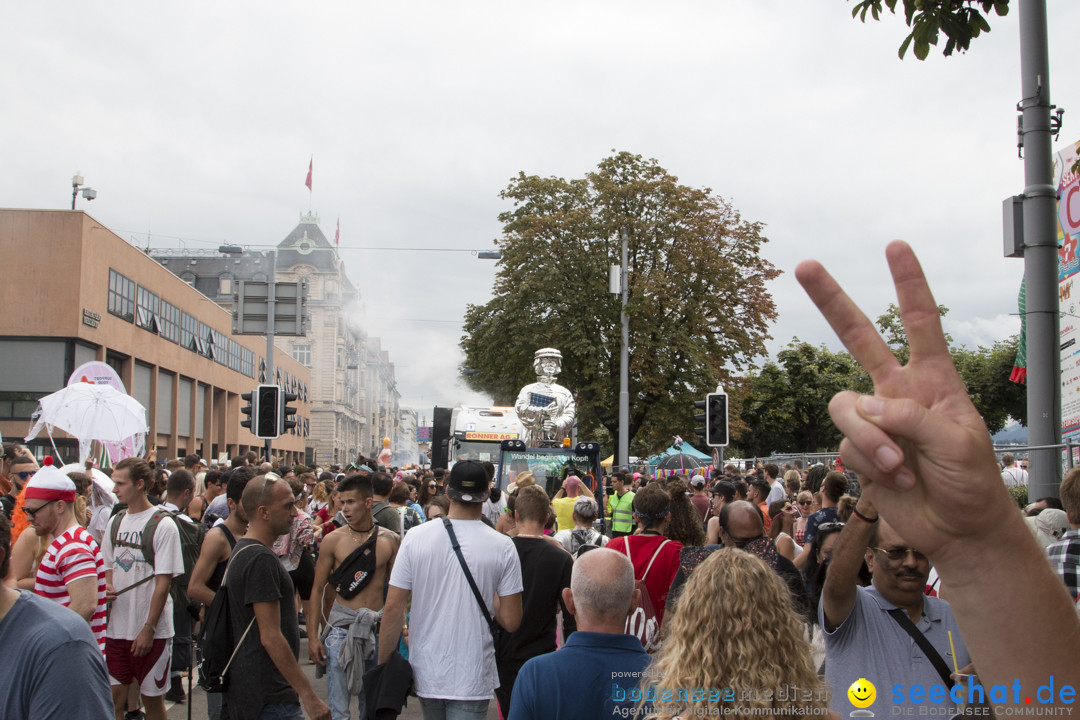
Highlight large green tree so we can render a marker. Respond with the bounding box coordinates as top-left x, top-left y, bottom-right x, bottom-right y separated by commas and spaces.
736, 341, 871, 457
460, 152, 780, 456
850, 0, 1010, 59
